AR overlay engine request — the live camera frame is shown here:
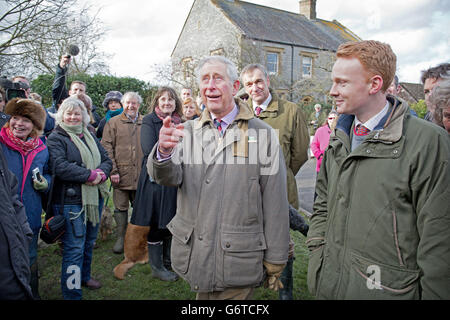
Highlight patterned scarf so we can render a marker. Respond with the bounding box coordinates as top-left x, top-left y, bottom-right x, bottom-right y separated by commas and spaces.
0, 126, 45, 199
154, 106, 182, 125
59, 123, 109, 226
2, 126, 40, 154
